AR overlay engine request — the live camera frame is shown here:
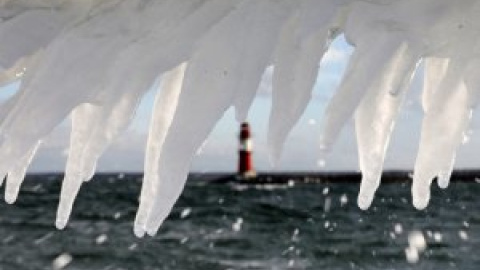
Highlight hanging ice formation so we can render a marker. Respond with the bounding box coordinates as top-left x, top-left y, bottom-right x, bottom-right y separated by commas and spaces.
0, 0, 479, 236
